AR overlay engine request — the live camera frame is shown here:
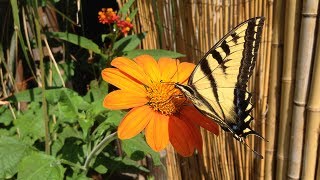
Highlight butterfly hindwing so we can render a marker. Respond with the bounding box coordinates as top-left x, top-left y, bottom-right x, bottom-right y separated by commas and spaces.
184, 17, 265, 138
